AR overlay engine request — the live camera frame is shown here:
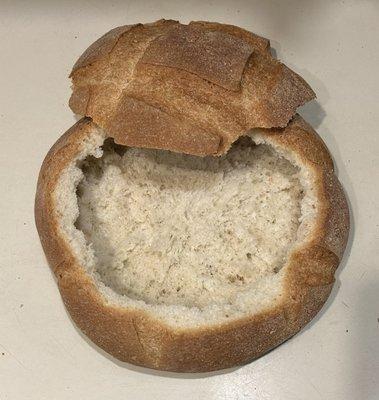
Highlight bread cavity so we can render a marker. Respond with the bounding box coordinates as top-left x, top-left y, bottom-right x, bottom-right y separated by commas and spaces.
55, 131, 316, 327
